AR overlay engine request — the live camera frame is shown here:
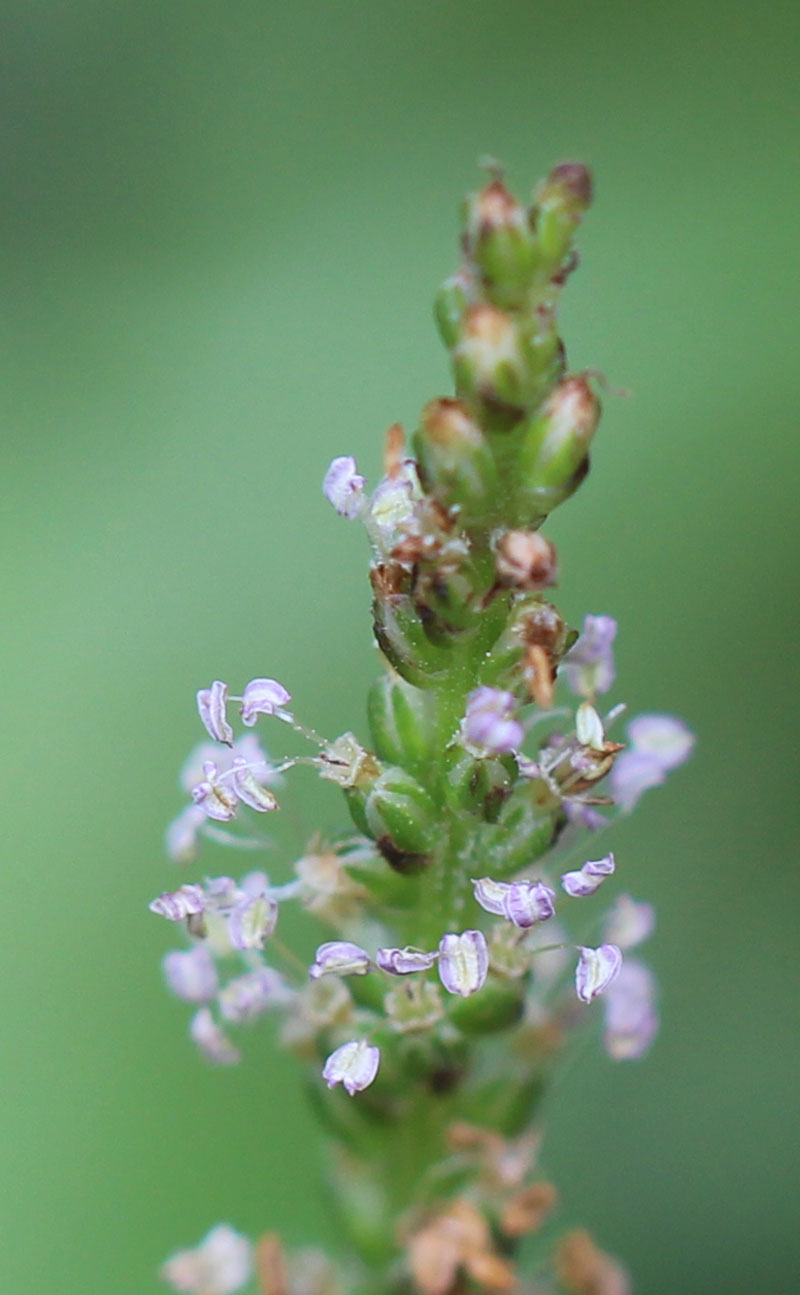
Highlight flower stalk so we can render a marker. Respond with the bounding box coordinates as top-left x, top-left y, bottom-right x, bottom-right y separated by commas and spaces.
153, 162, 693, 1295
